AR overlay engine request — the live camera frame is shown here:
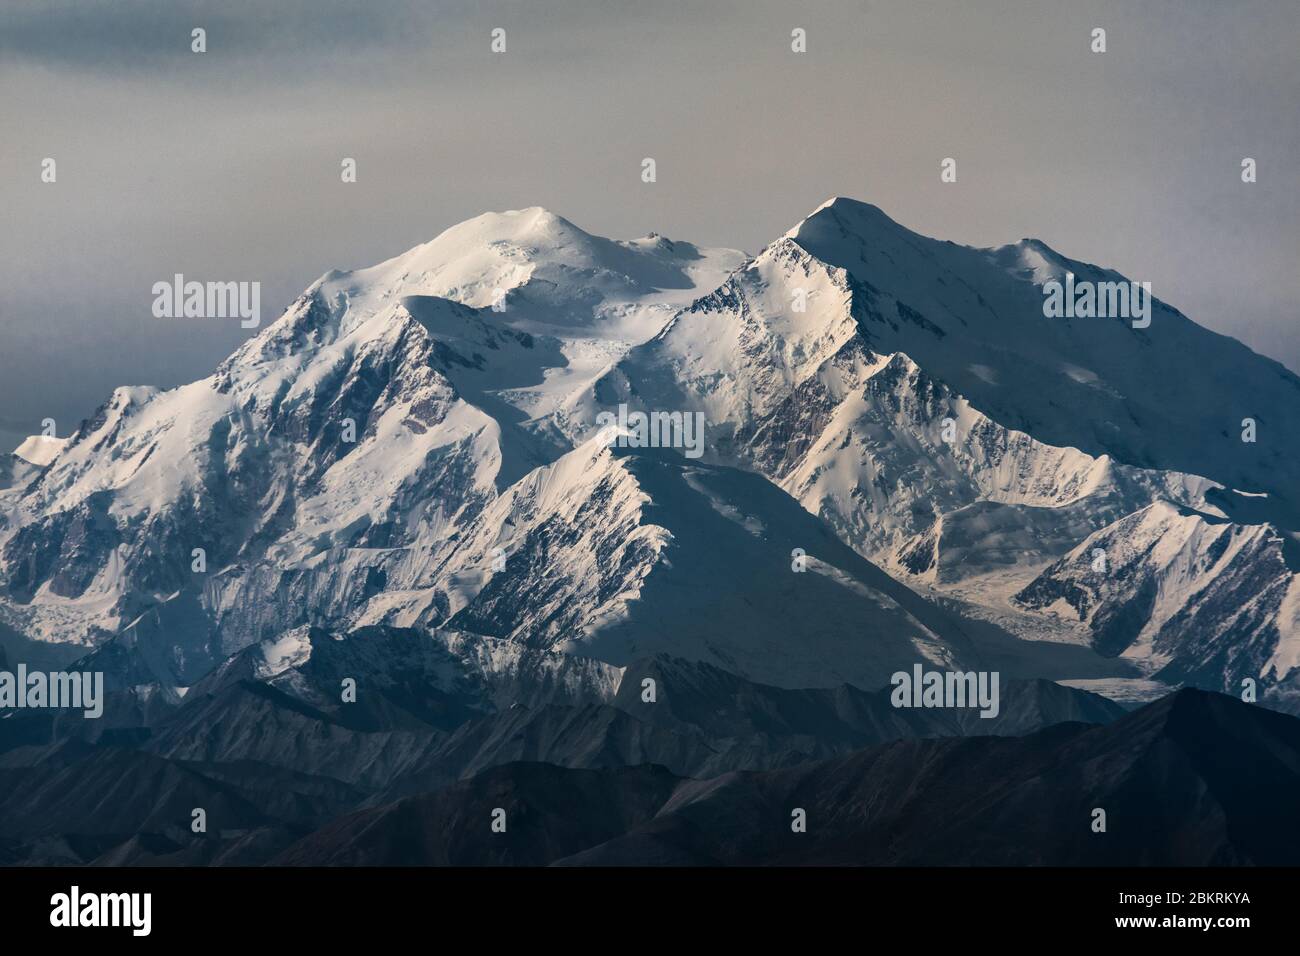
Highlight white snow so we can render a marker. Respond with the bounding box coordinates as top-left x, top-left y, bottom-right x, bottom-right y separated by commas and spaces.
13, 434, 67, 467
